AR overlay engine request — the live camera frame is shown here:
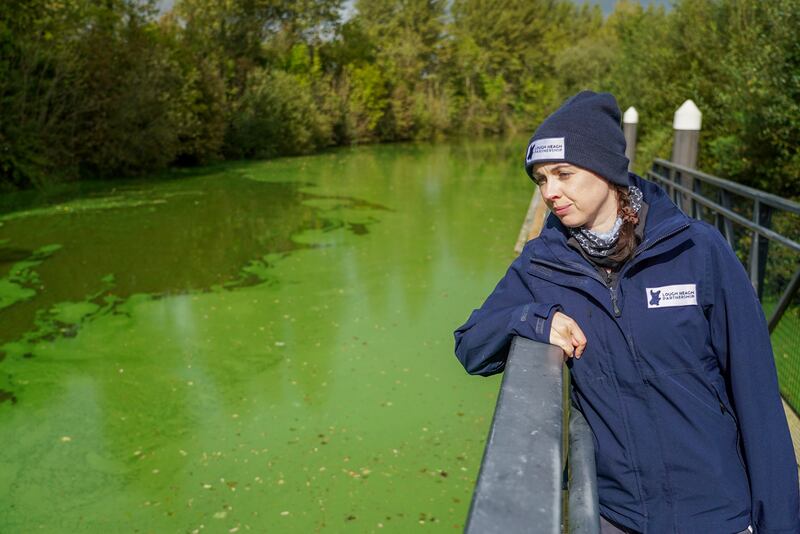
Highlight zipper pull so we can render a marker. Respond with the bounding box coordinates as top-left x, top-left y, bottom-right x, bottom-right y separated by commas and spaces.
604, 271, 622, 317
610, 288, 622, 317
